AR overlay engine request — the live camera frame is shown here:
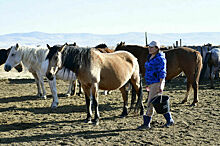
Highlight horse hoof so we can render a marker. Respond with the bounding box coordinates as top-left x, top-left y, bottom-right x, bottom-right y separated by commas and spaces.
190, 103, 197, 107
51, 102, 58, 108
140, 110, 144, 116
92, 119, 99, 125
65, 93, 71, 97
180, 100, 187, 104
85, 118, 92, 123
37, 93, 42, 98
51, 106, 57, 109
119, 113, 128, 118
